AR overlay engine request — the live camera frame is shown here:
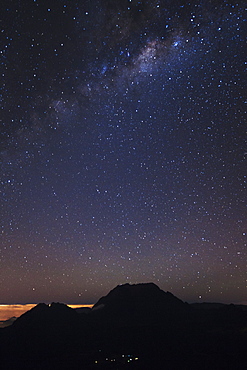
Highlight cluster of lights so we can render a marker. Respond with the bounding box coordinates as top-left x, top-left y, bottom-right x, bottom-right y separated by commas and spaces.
94, 354, 139, 364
